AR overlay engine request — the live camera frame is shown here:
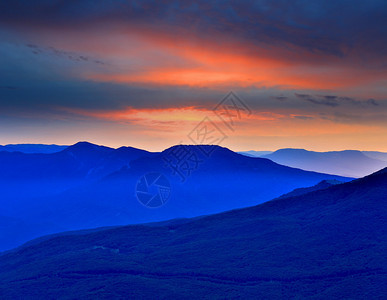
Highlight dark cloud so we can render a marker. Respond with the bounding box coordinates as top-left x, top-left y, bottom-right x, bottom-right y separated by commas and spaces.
322, 95, 338, 100
295, 93, 379, 107
25, 44, 105, 65
294, 94, 314, 101
324, 95, 379, 107
366, 98, 379, 106
320, 111, 387, 125
0, 76, 227, 114
294, 93, 339, 107
273, 96, 288, 101
308, 98, 339, 107
292, 115, 314, 120
0, 0, 386, 60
